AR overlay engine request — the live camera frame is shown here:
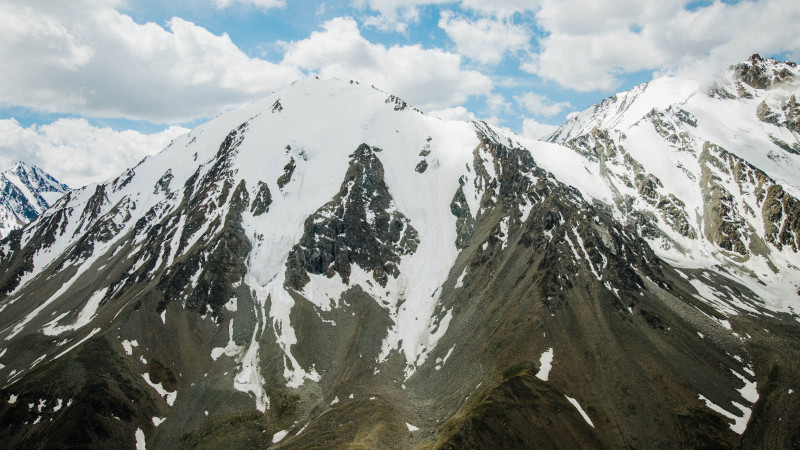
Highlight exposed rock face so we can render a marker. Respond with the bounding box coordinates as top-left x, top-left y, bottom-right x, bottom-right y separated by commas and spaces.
277, 157, 295, 189
154, 169, 173, 194
385, 95, 408, 111
699, 143, 750, 255
285, 144, 419, 289
250, 181, 272, 216
735, 54, 795, 91
450, 183, 474, 249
